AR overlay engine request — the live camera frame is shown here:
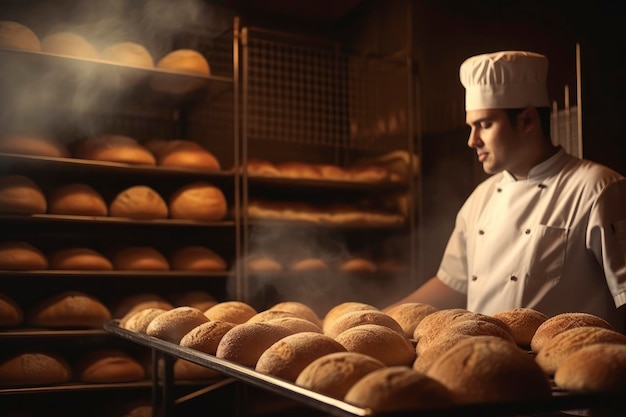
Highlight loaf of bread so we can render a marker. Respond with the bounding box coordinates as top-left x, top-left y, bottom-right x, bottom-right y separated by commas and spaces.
114, 293, 173, 318
112, 246, 170, 270
0, 241, 48, 270
156, 49, 210, 75
339, 258, 377, 273
0, 352, 72, 387
247, 309, 302, 324
0, 134, 69, 158
295, 351, 385, 399
493, 307, 549, 347
246, 256, 283, 272
276, 162, 322, 180
174, 358, 220, 380
337, 323, 416, 367
47, 183, 108, 216
0, 174, 47, 214
413, 332, 475, 373
101, 42, 154, 68
344, 366, 454, 412
322, 302, 378, 334
289, 258, 328, 272
204, 301, 257, 324
169, 246, 226, 271
554, 343, 626, 392
0, 21, 41, 51
145, 306, 209, 344
179, 320, 237, 354
323, 309, 404, 339
530, 312, 614, 353
74, 135, 156, 165
246, 158, 280, 177
41, 31, 99, 59
154, 140, 220, 171
109, 186, 168, 219
268, 301, 322, 328
0, 292, 23, 327
255, 332, 346, 381
28, 291, 111, 328
384, 302, 439, 339
76, 349, 145, 383
216, 322, 295, 366
169, 290, 218, 311
348, 165, 390, 182
317, 164, 352, 182
412, 308, 474, 341
168, 182, 227, 221
265, 317, 323, 334
120, 307, 168, 333
48, 247, 113, 270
